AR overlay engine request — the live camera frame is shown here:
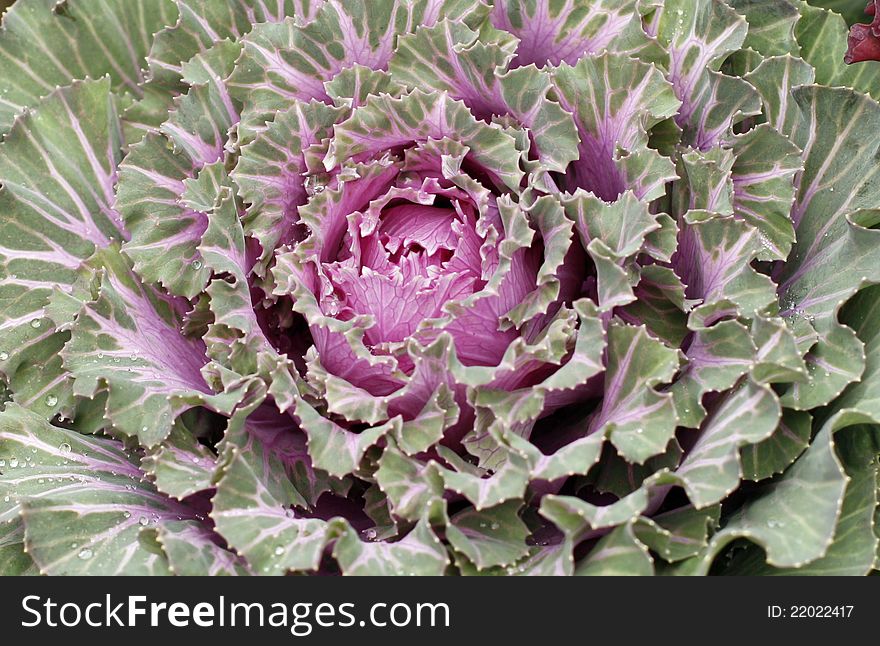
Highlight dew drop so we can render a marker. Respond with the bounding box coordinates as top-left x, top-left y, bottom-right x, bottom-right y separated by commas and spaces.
8, 457, 18, 468
30, 319, 41, 328
325, 297, 340, 316
77, 548, 93, 560
58, 442, 71, 454
304, 174, 328, 196
141, 426, 149, 433
0, 352, 8, 361
45, 394, 58, 407
274, 546, 285, 556
0, 459, 5, 467
138, 516, 149, 526
123, 511, 131, 519
191, 259, 203, 270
